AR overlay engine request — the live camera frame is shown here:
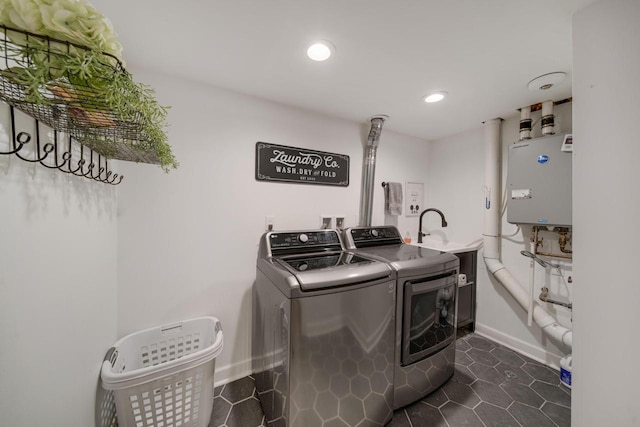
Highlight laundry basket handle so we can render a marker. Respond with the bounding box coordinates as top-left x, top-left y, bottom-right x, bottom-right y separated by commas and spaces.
103, 346, 118, 367
160, 322, 184, 335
